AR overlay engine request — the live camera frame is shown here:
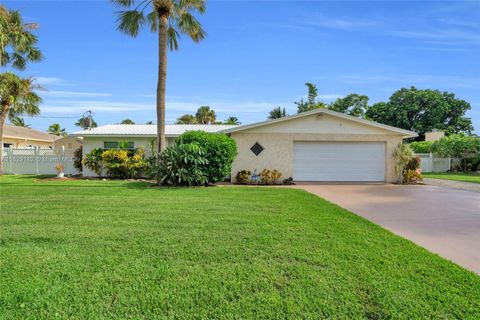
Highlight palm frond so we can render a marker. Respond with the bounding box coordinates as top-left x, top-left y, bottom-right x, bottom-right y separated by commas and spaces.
110, 0, 136, 8
177, 12, 205, 43
167, 26, 180, 50
116, 10, 146, 37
